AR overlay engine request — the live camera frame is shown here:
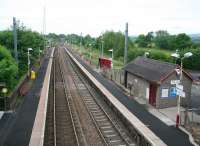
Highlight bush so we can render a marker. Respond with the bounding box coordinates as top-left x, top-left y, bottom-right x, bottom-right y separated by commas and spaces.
181, 48, 200, 70
0, 26, 45, 76
148, 49, 172, 62
127, 48, 171, 63
0, 45, 18, 90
